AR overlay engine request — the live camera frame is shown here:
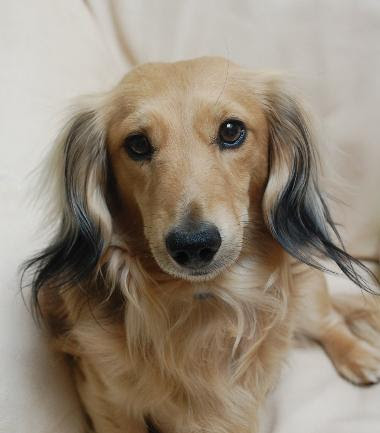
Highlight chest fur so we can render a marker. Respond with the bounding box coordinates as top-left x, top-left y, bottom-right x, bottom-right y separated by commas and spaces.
68, 261, 296, 433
